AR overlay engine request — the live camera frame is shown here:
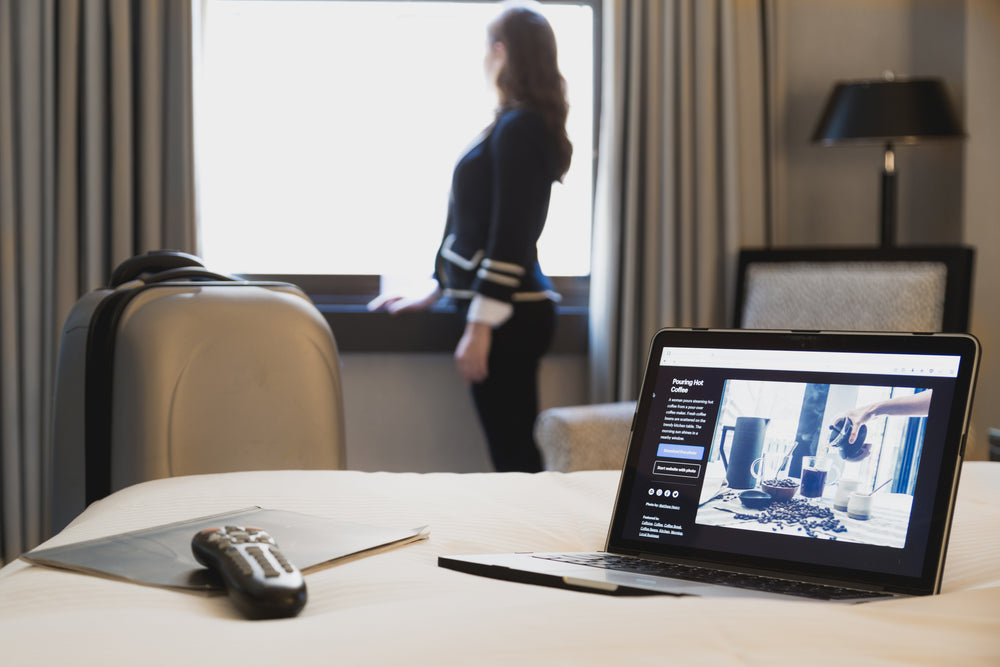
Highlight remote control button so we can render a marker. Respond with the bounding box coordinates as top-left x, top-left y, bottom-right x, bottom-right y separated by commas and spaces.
223, 526, 250, 542
272, 549, 295, 574
223, 546, 254, 576
246, 546, 280, 578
